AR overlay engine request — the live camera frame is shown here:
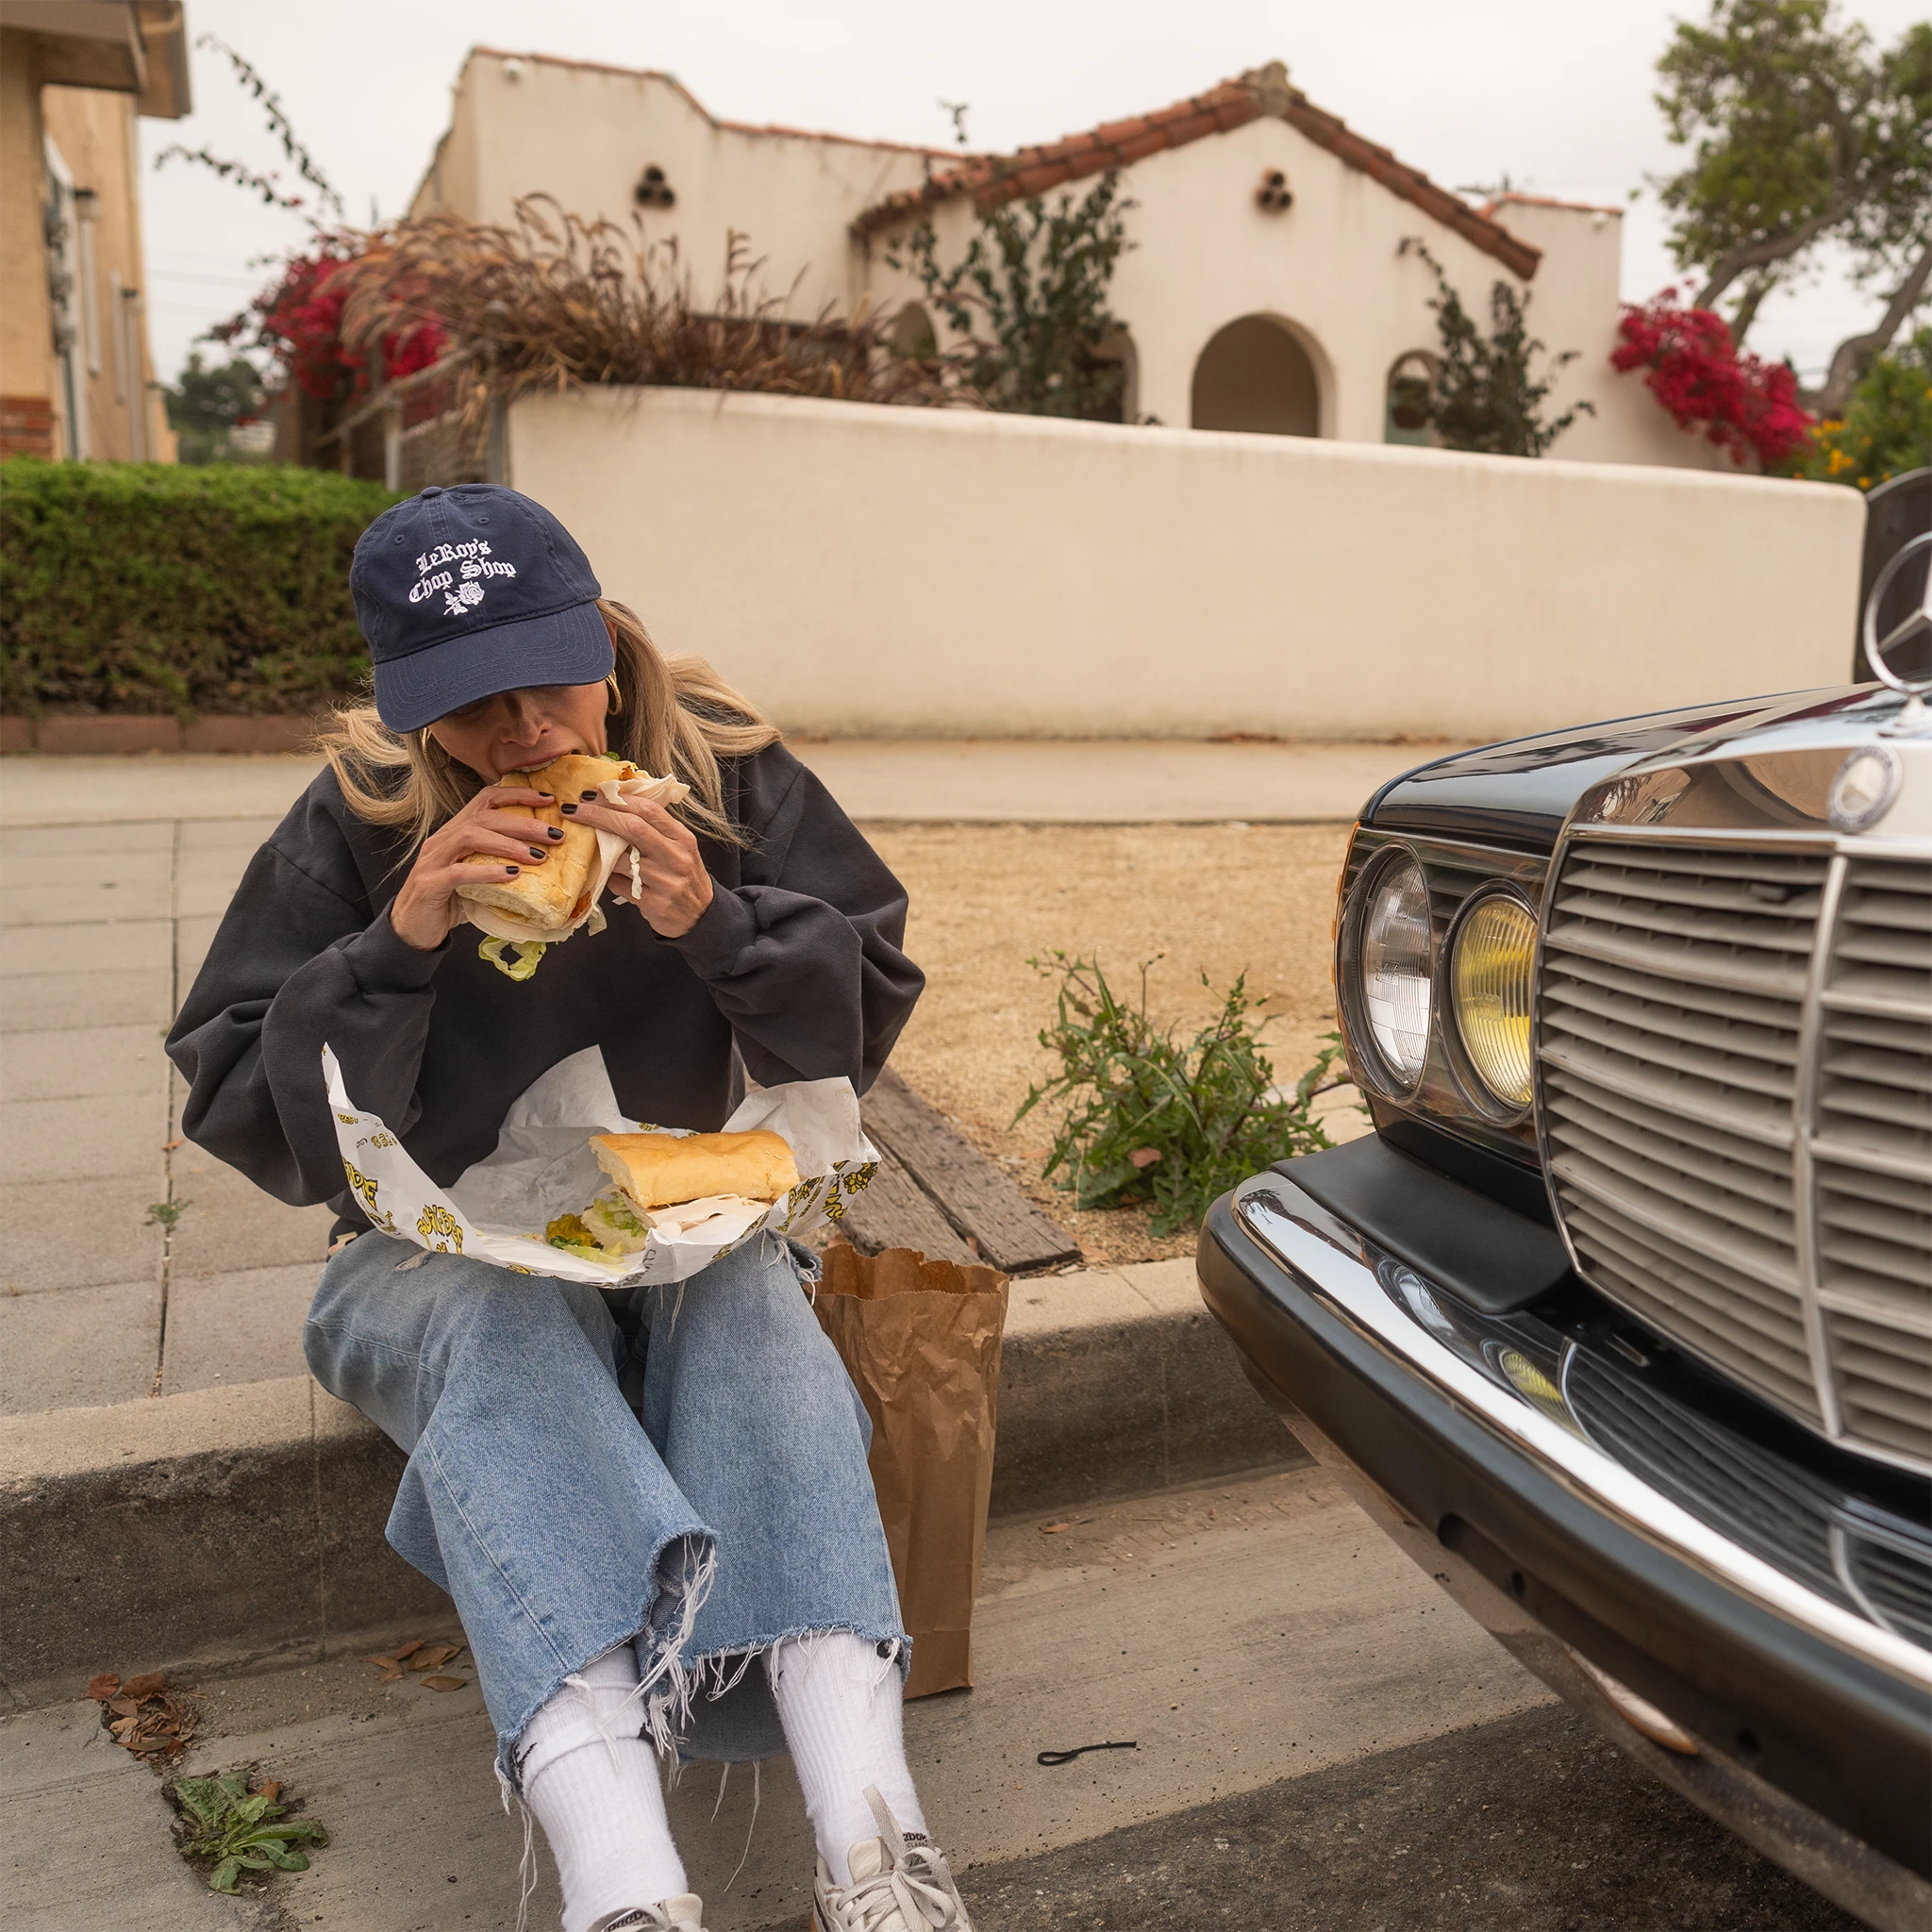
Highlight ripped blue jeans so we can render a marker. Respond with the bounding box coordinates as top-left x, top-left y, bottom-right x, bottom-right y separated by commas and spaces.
303, 1228, 906, 1785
